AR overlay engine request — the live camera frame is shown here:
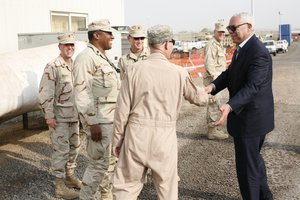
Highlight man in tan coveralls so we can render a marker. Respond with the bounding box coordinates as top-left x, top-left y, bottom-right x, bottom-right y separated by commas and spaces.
73, 19, 120, 200
39, 33, 81, 200
118, 25, 149, 80
112, 25, 208, 200
203, 23, 229, 140
118, 24, 153, 183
